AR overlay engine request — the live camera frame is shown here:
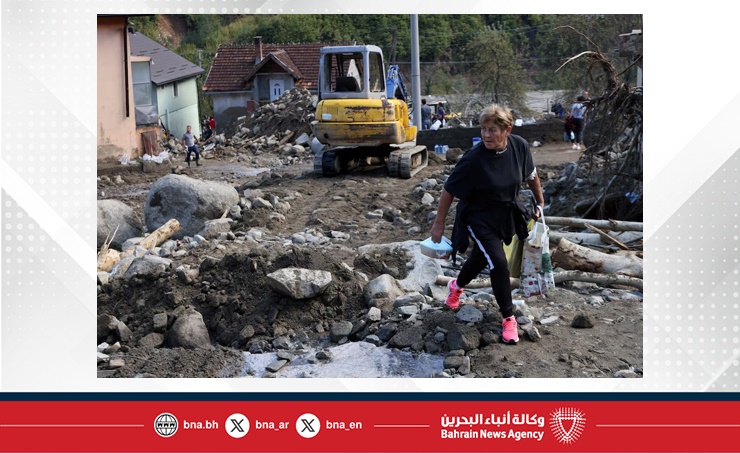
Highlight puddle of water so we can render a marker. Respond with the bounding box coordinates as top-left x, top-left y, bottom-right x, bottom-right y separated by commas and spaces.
242, 341, 444, 378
